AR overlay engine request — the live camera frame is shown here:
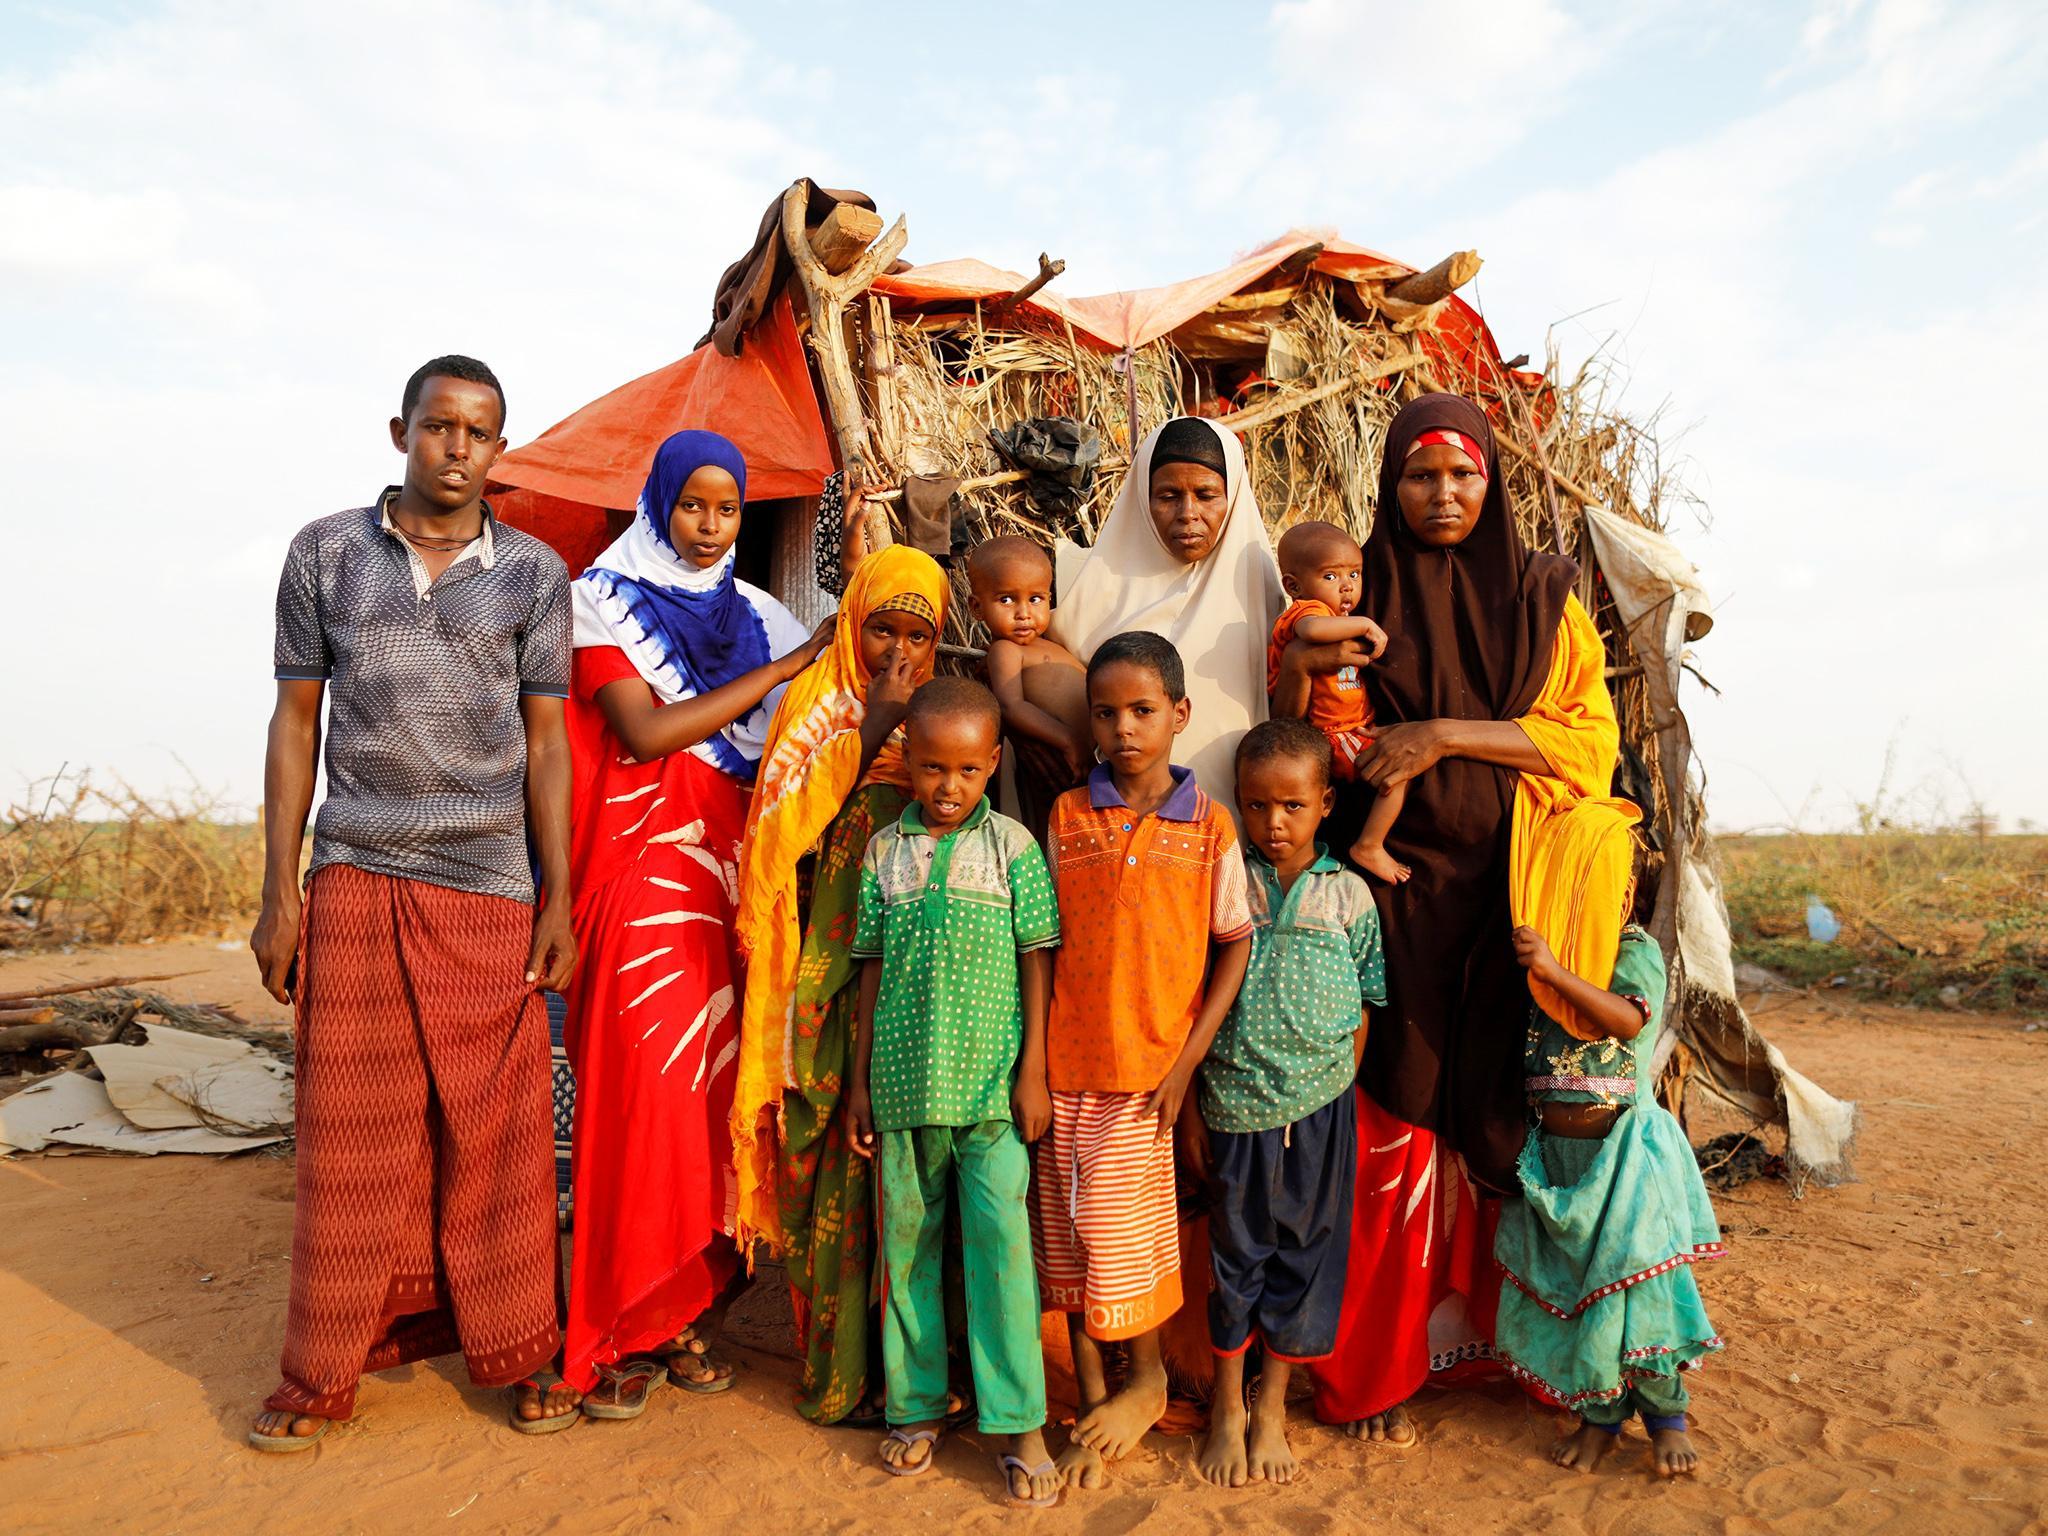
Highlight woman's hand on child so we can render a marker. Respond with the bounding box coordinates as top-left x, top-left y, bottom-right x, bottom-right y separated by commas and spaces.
1511, 924, 1559, 983
1357, 720, 1447, 791
846, 1080, 877, 1158
1012, 1072, 1052, 1144
784, 615, 836, 678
